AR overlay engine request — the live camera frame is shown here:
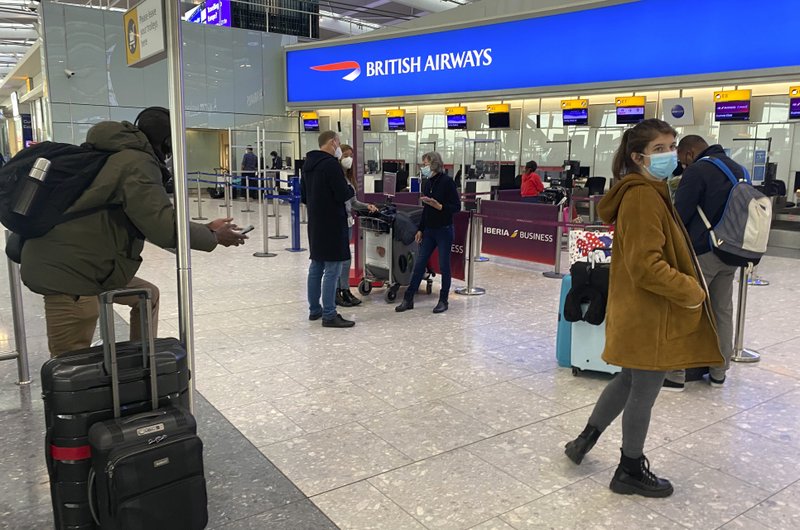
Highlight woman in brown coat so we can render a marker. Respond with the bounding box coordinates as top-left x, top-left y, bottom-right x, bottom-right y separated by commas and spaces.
564, 119, 723, 498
